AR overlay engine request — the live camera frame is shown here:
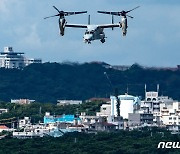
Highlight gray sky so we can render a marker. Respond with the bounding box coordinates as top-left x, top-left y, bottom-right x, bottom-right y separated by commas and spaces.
0, 0, 180, 66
